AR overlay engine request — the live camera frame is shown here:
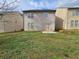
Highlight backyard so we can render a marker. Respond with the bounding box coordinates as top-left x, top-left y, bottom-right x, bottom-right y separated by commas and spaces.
0, 31, 79, 59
